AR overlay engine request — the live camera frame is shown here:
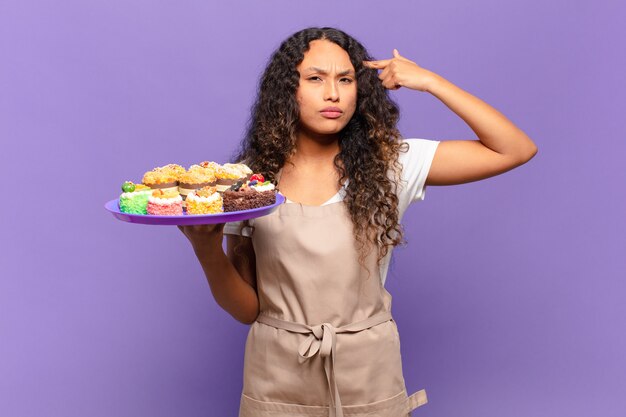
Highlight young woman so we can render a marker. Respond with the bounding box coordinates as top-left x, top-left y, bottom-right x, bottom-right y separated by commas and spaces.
179, 27, 537, 417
